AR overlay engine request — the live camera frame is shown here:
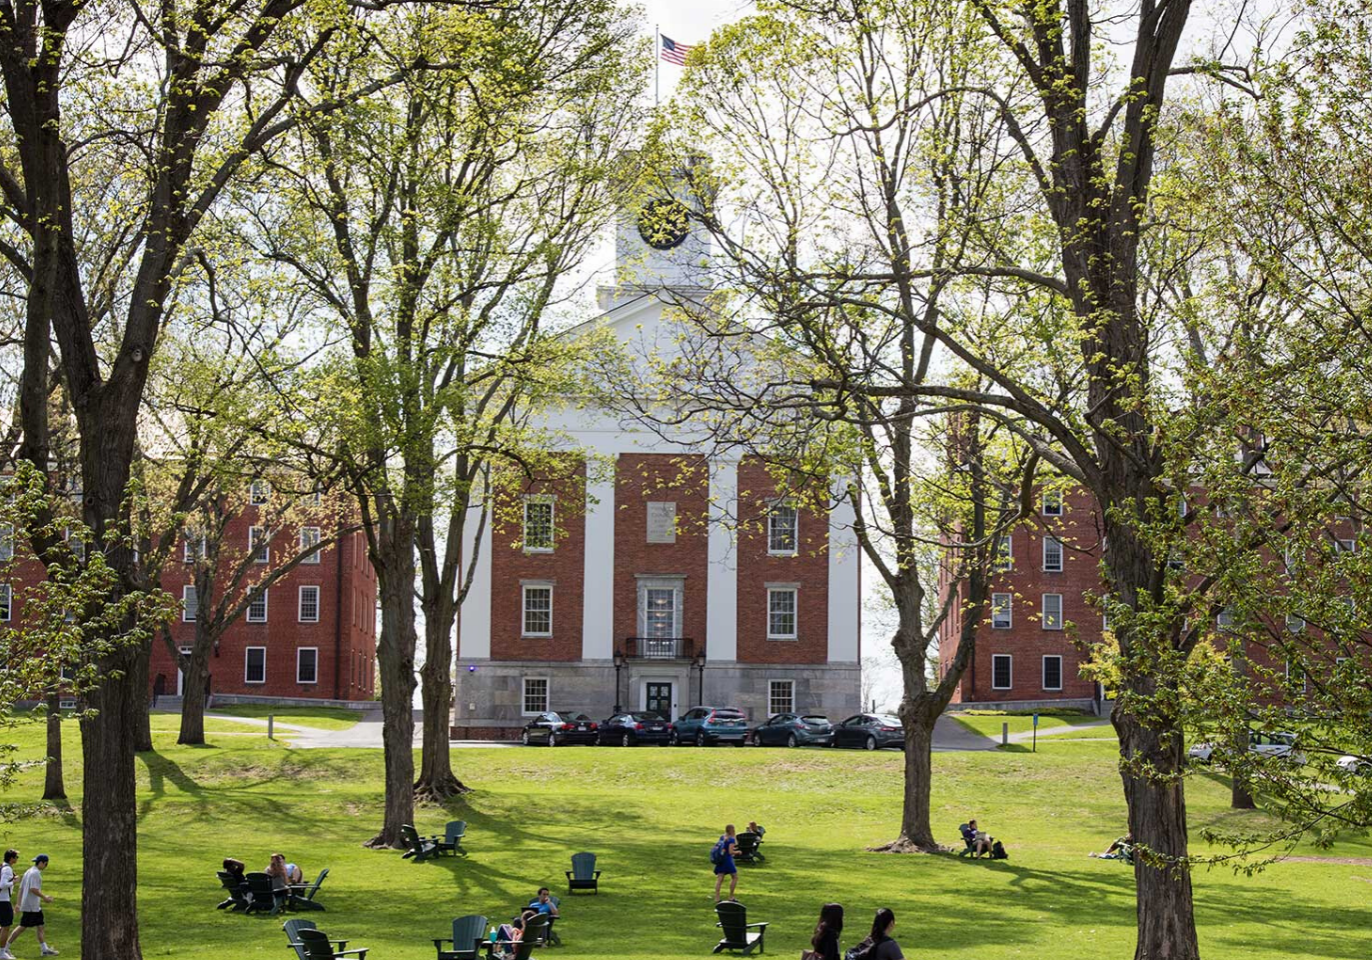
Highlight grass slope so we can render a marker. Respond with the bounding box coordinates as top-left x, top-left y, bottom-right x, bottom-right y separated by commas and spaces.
1, 717, 1368, 959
